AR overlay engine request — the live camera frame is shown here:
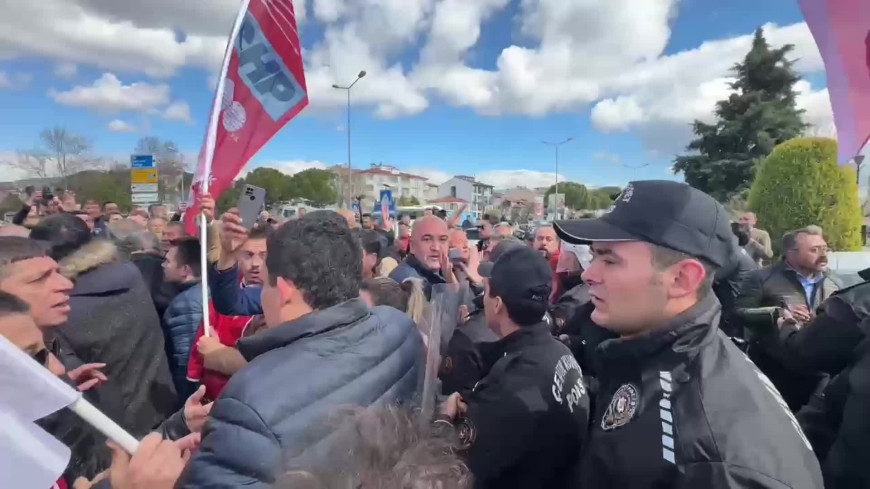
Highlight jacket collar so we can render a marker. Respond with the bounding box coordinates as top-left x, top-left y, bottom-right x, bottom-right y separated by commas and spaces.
481, 322, 551, 369
236, 298, 370, 361
175, 280, 200, 293
404, 254, 446, 284
596, 293, 720, 367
